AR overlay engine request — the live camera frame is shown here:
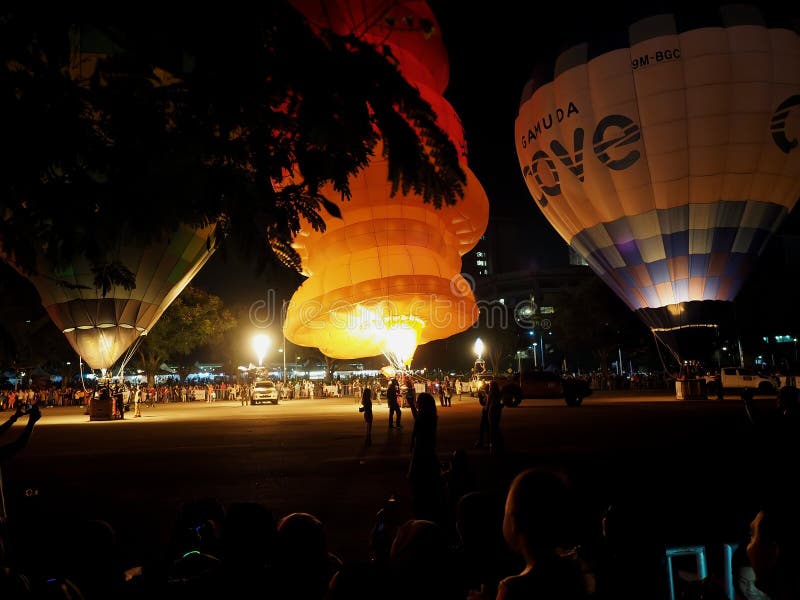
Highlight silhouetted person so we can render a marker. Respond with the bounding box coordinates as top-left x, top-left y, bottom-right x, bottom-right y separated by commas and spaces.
59, 519, 123, 600
746, 492, 800, 600
0, 402, 41, 525
390, 519, 462, 600
369, 493, 401, 566
593, 500, 668, 600
474, 389, 489, 448
407, 393, 442, 523
0, 402, 41, 462
273, 512, 340, 600
214, 502, 276, 600
360, 388, 373, 447
387, 379, 401, 429
458, 490, 523, 600
493, 468, 587, 599
486, 380, 504, 456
